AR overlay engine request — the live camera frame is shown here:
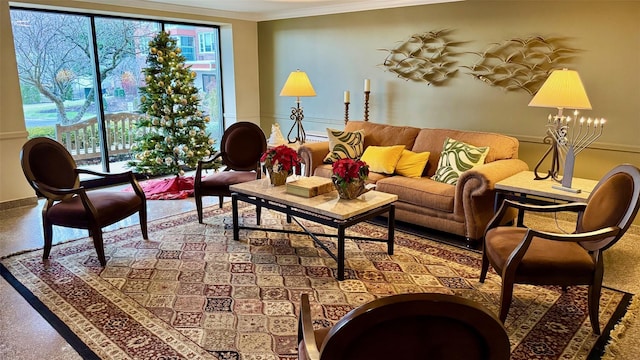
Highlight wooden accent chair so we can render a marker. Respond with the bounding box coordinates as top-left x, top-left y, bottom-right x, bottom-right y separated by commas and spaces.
298, 293, 510, 360
194, 122, 267, 223
480, 164, 640, 334
20, 137, 148, 266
